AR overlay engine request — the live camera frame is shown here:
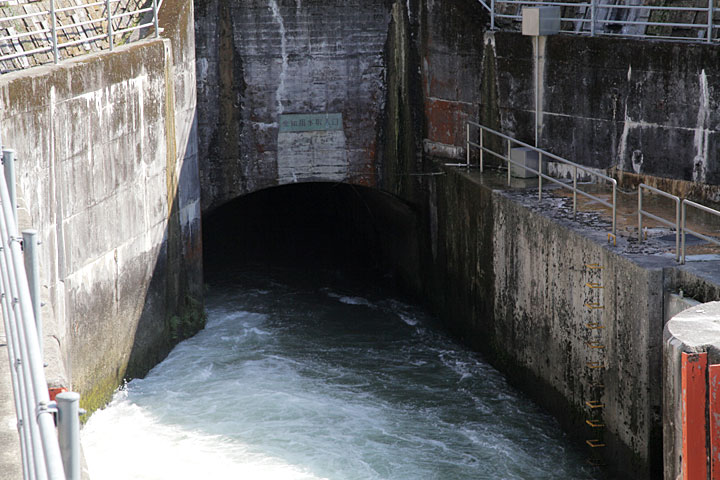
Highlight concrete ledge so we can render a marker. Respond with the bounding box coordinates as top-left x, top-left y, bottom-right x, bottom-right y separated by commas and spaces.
663, 301, 720, 480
